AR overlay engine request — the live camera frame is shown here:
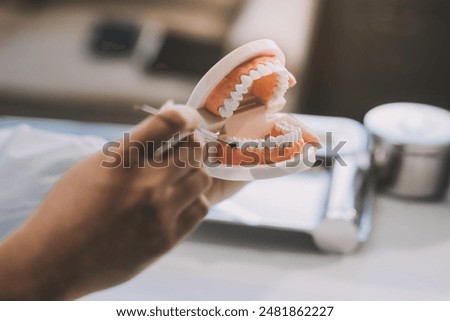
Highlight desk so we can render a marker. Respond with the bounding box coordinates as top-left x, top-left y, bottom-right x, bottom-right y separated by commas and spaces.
85, 194, 450, 300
